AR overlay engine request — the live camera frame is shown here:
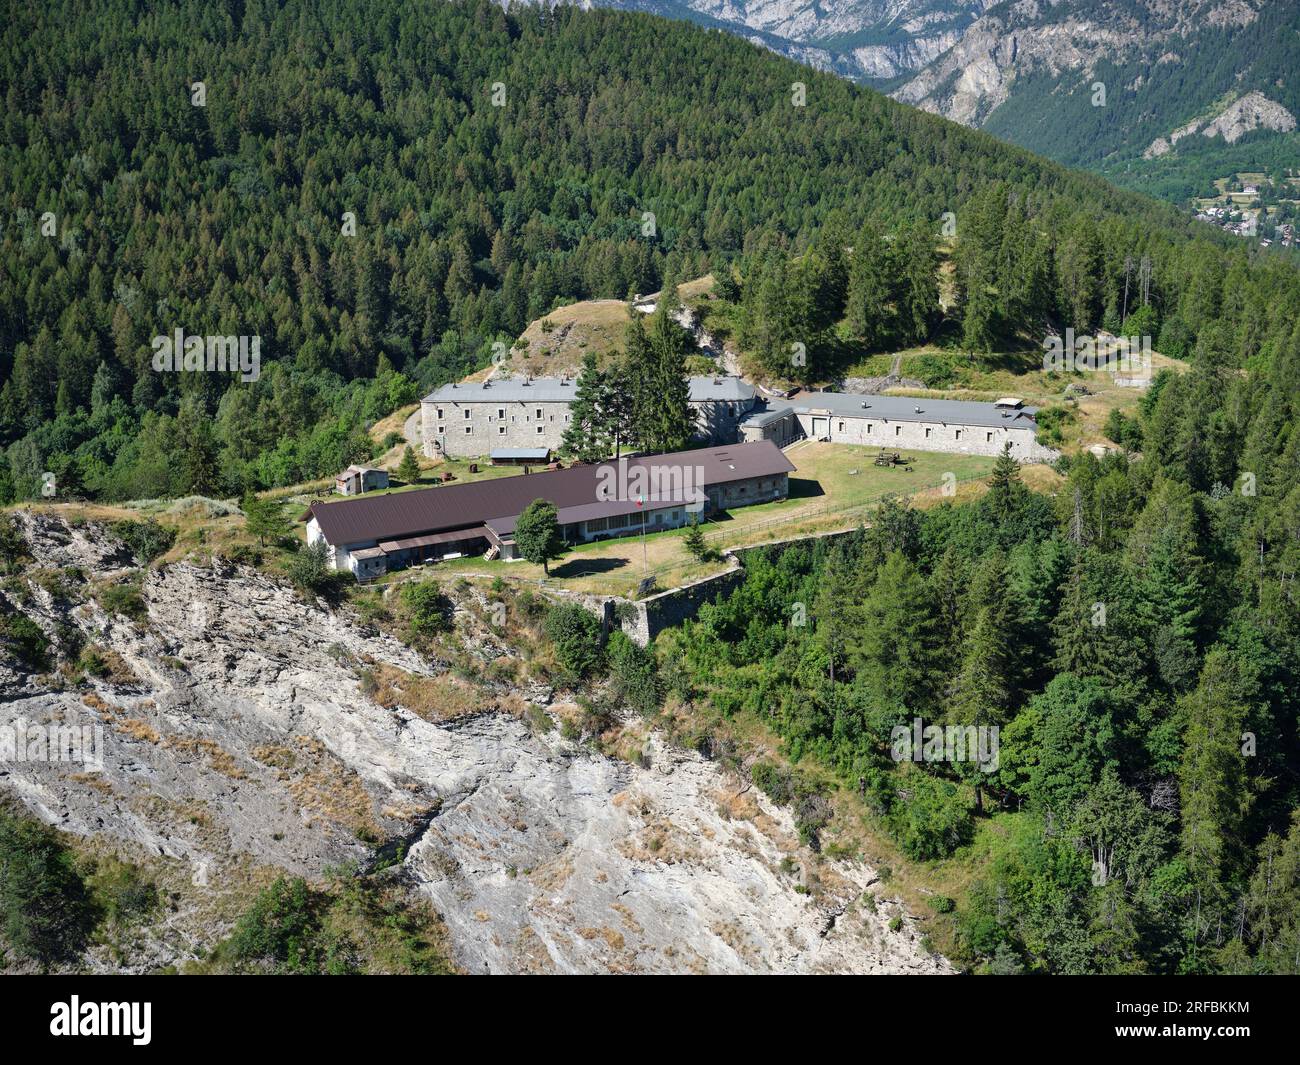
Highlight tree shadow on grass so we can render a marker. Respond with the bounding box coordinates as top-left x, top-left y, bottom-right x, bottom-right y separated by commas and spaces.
549, 556, 630, 579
